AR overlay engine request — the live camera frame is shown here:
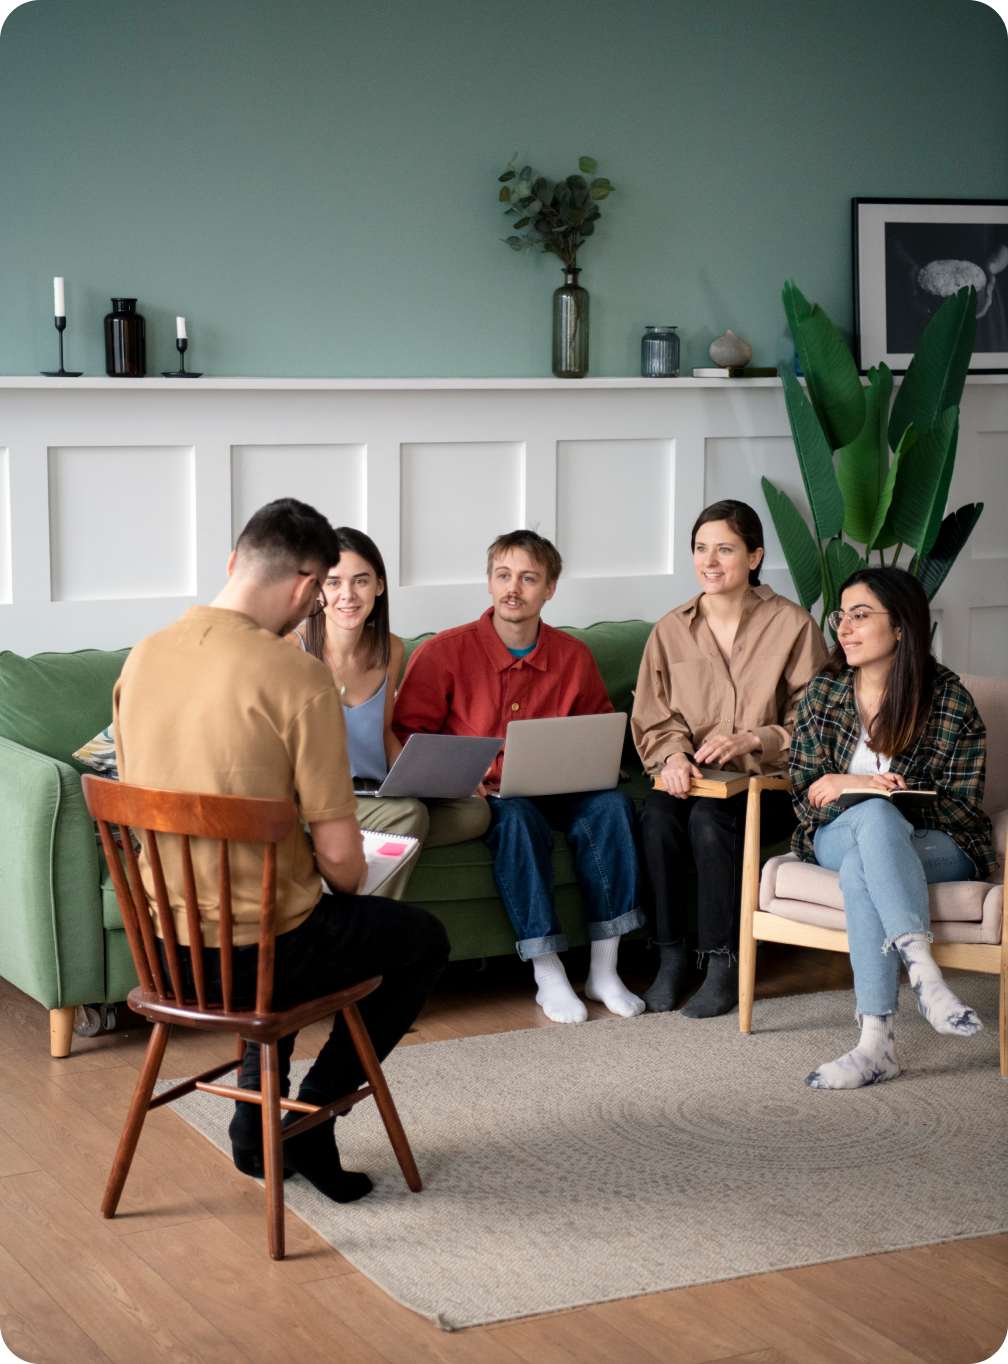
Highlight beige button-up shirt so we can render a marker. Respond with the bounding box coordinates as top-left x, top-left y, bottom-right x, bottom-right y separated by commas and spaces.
631, 585, 829, 777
